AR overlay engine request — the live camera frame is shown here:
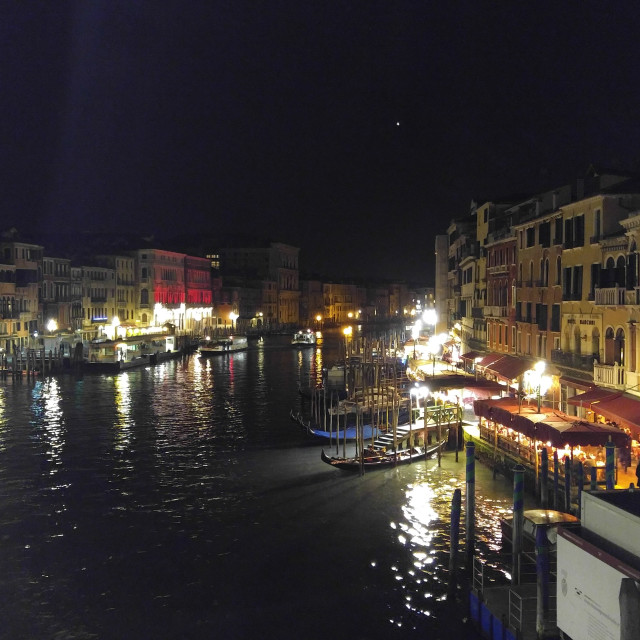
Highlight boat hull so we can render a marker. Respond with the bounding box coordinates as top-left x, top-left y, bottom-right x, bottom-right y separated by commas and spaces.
320, 437, 447, 471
